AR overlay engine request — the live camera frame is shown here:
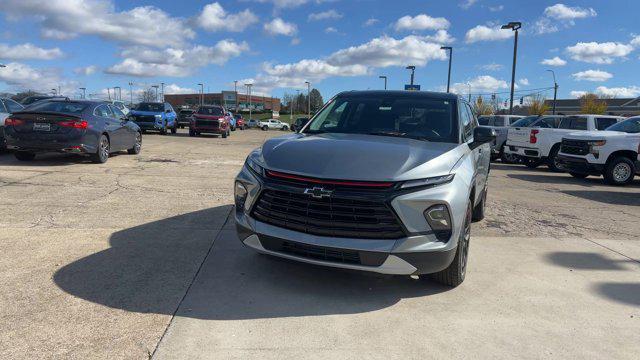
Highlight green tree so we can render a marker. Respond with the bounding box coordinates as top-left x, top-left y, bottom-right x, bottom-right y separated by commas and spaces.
309, 88, 324, 113
579, 93, 608, 114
